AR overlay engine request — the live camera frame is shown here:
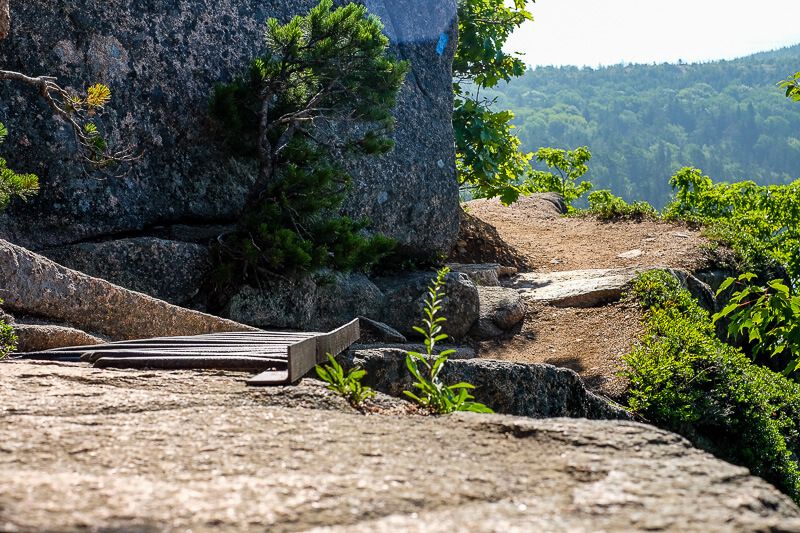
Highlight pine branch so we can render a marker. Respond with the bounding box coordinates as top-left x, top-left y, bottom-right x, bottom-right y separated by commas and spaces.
0, 69, 137, 166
